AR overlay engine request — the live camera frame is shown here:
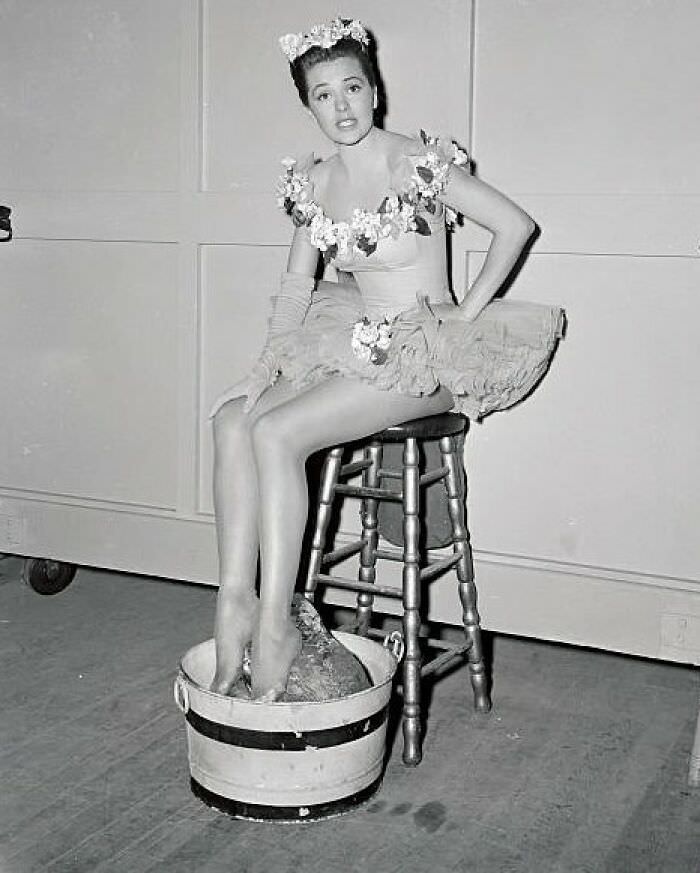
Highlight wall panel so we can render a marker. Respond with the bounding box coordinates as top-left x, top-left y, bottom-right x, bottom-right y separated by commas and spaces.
473, 0, 700, 196
0, 240, 179, 508
0, 0, 181, 192
465, 252, 700, 581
